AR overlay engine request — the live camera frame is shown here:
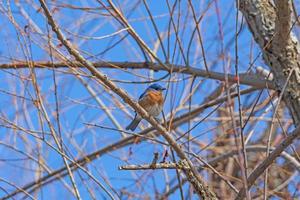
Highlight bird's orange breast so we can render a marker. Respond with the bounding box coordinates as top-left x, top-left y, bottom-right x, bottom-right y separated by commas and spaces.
147, 90, 164, 105
139, 90, 164, 108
